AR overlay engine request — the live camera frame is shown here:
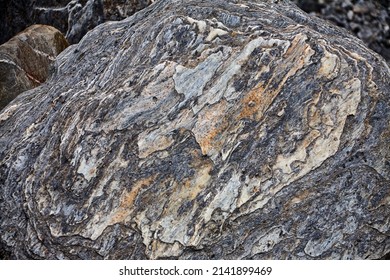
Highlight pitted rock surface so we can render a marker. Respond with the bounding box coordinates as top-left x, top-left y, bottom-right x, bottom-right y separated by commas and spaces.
0, 0, 389, 259
0, 24, 68, 110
